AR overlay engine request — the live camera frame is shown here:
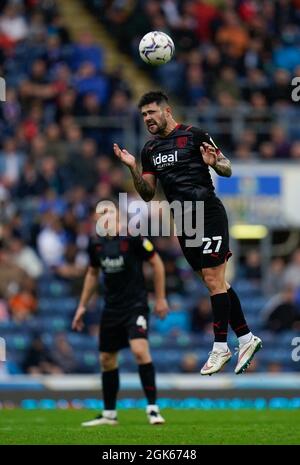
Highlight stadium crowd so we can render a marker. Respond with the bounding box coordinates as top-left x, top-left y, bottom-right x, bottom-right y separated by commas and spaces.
87, 0, 300, 158
0, 0, 300, 375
